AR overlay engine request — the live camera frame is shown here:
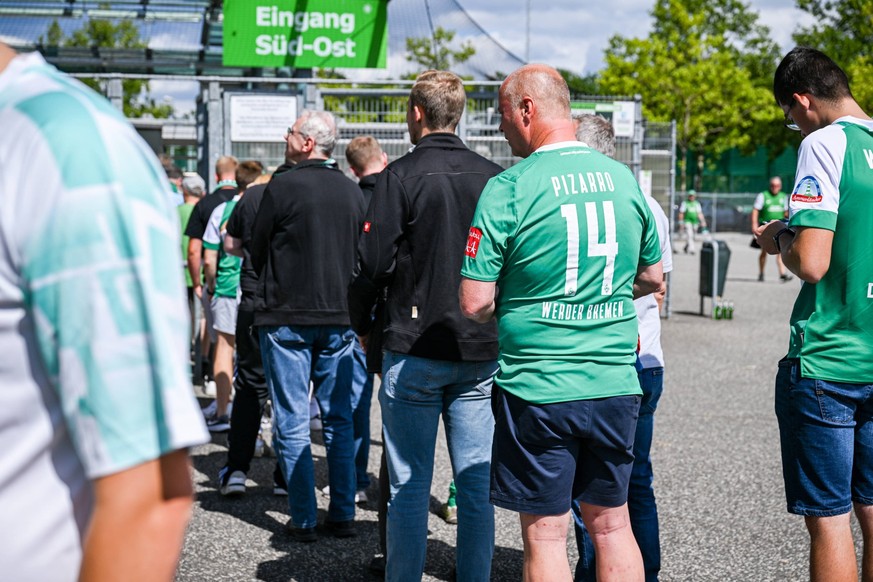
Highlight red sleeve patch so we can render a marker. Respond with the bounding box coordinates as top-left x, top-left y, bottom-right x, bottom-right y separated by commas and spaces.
465, 227, 483, 258
363, 221, 372, 233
